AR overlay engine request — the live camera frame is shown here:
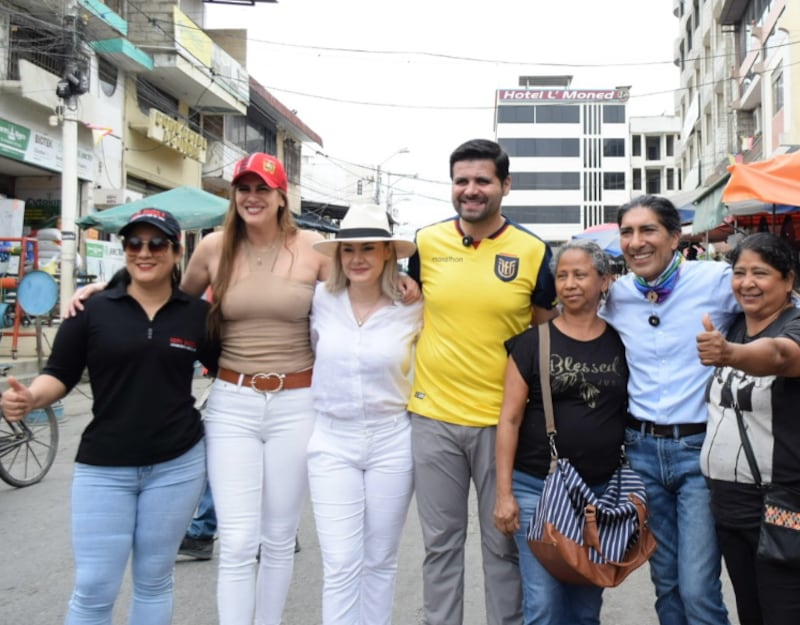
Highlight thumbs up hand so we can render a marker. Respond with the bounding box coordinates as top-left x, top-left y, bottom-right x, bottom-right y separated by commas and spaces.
1, 375, 35, 422
696, 313, 730, 366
